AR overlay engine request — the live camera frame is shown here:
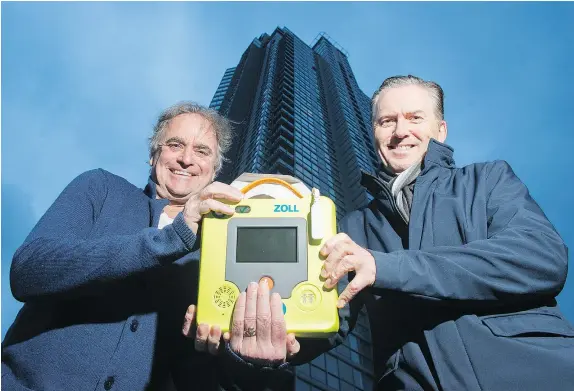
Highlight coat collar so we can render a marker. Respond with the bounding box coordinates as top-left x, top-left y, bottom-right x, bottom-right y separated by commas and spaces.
421, 139, 455, 173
